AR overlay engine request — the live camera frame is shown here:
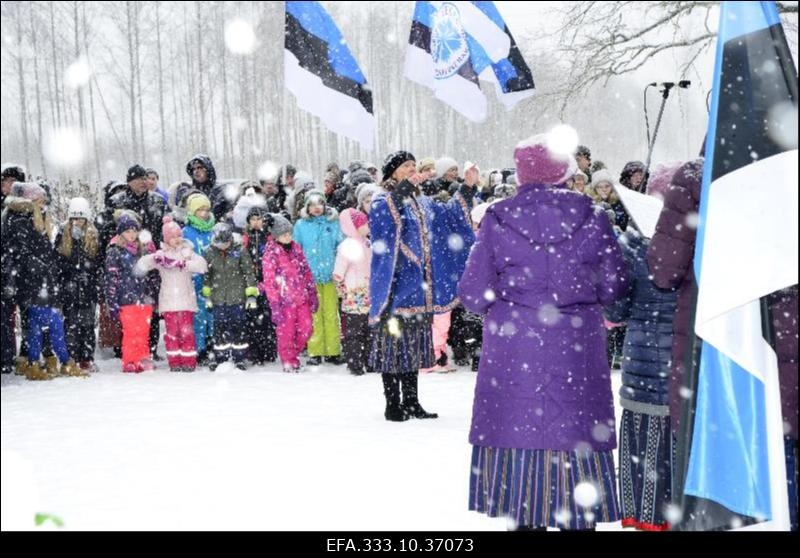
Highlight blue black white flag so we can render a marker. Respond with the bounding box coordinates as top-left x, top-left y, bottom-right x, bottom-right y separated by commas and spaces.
285, 1, 375, 149
404, 1, 535, 123
687, 0, 797, 530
